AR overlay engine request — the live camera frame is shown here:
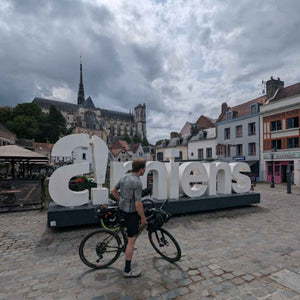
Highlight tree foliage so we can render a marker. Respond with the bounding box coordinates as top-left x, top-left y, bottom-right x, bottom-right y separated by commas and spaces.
7, 115, 40, 139
132, 133, 141, 144
141, 137, 149, 146
45, 105, 67, 143
2, 103, 66, 143
0, 107, 13, 125
122, 133, 132, 144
